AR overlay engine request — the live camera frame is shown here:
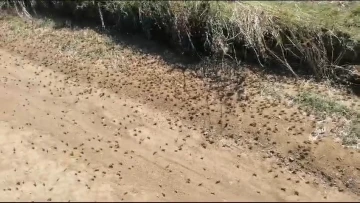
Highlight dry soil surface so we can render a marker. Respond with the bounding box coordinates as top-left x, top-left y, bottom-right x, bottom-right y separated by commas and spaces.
0, 16, 359, 202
